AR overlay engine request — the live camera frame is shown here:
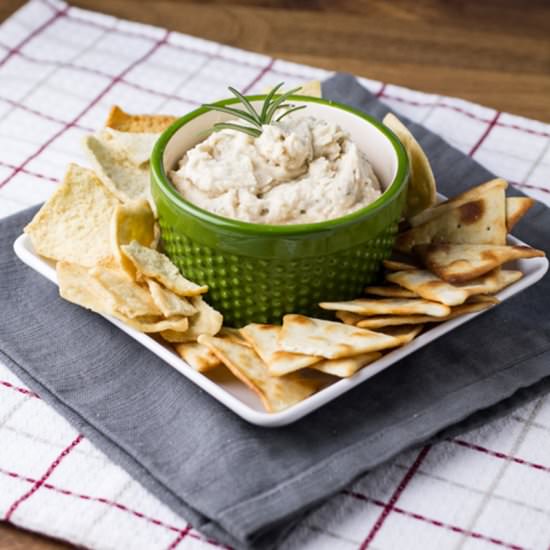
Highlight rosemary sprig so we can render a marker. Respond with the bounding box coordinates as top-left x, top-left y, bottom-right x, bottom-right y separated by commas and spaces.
201, 82, 306, 138
260, 82, 285, 121
264, 86, 302, 123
